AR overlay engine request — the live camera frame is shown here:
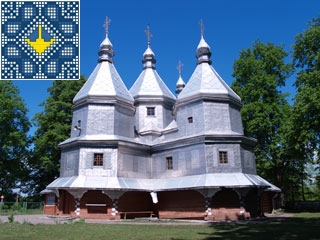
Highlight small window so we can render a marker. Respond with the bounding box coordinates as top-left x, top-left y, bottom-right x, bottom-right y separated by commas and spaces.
93, 153, 104, 166
46, 193, 56, 205
219, 151, 228, 164
147, 107, 155, 116
166, 157, 173, 170
188, 117, 193, 123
